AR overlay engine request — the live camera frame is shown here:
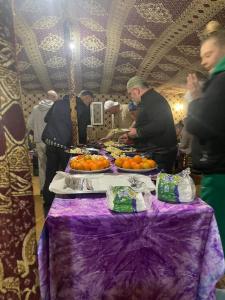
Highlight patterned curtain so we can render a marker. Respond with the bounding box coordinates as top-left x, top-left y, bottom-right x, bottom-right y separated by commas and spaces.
0, 0, 40, 299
